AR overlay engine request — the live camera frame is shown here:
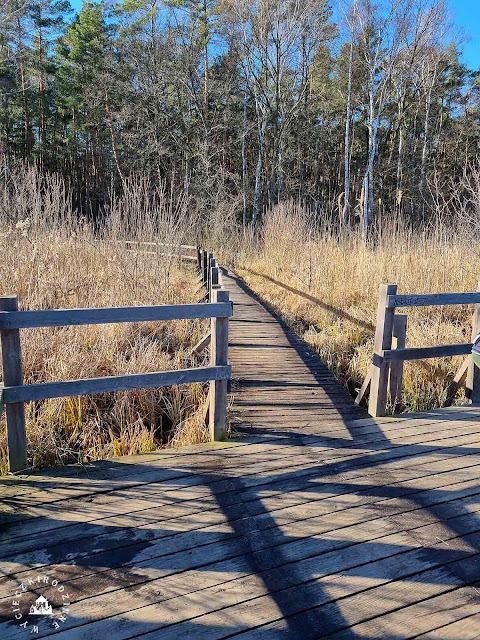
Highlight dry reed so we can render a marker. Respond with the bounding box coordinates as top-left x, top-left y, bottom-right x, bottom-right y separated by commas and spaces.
0, 165, 209, 474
